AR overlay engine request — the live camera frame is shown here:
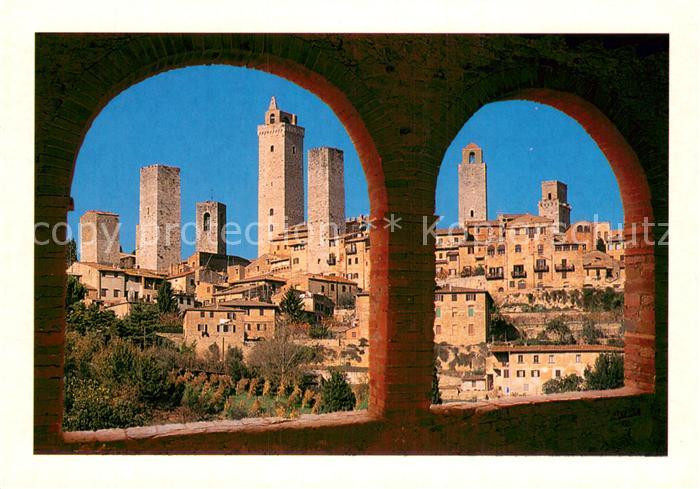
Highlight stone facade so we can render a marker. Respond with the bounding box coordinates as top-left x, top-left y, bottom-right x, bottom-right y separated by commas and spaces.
458, 143, 487, 224
196, 201, 226, 255
257, 97, 305, 256
434, 286, 491, 346
79, 210, 120, 266
538, 180, 571, 233
307, 147, 346, 274
136, 164, 181, 273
